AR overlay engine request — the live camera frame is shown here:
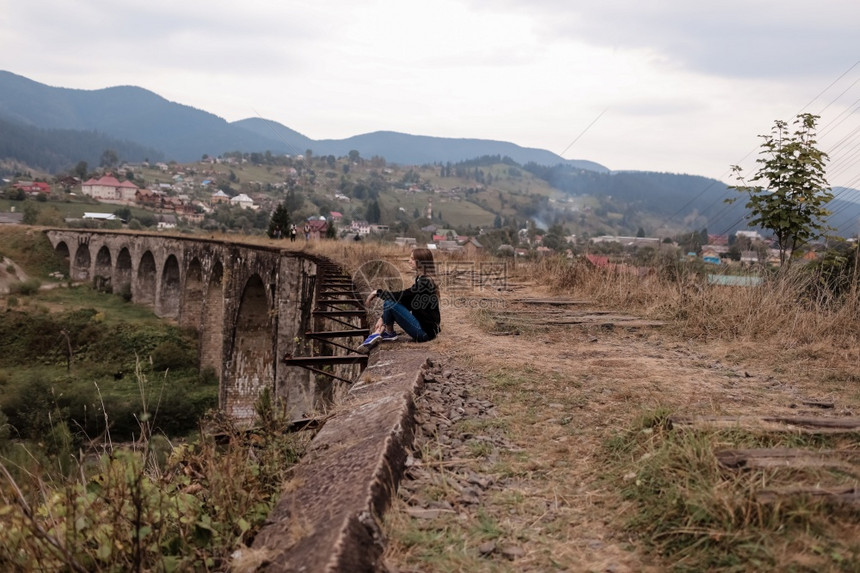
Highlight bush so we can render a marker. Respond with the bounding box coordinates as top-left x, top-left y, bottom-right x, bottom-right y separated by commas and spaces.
199, 366, 219, 386
117, 283, 133, 302
150, 341, 195, 372
8, 278, 41, 296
